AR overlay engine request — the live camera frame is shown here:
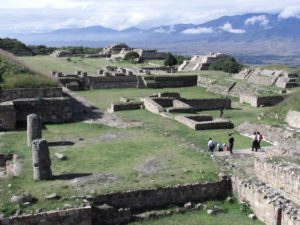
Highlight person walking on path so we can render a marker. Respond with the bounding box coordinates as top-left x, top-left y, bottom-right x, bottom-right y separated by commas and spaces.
228, 134, 235, 154
252, 132, 259, 152
219, 107, 224, 118
257, 132, 263, 150
208, 138, 215, 159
